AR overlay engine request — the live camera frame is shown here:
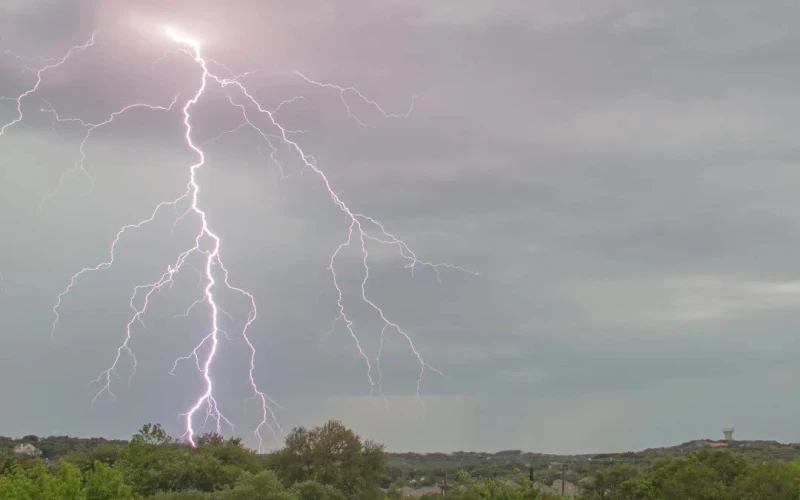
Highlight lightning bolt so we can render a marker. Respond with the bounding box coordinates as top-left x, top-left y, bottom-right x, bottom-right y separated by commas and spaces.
6, 27, 476, 450
38, 96, 180, 208
0, 35, 96, 138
